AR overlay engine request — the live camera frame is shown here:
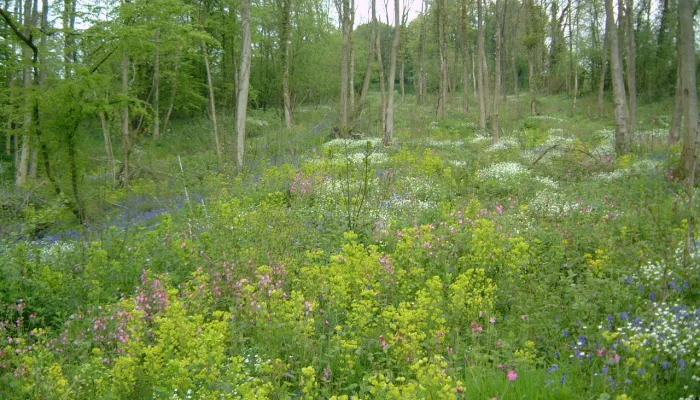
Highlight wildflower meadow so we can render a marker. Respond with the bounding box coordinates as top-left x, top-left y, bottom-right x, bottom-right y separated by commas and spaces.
1, 95, 698, 399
